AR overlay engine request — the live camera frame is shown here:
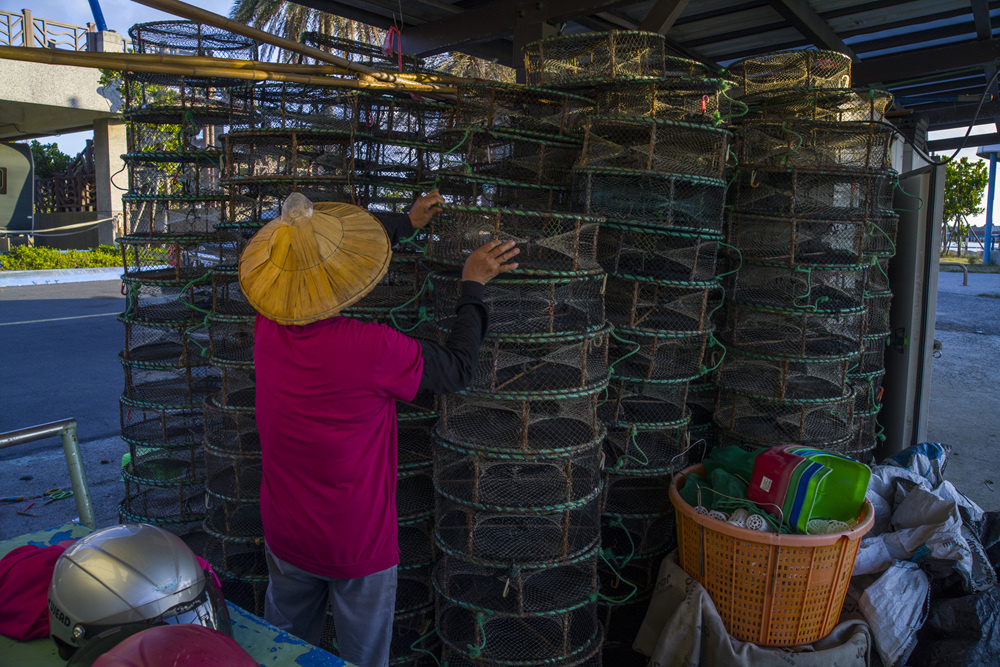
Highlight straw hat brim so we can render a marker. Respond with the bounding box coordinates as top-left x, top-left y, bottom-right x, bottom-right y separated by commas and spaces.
238, 202, 392, 325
